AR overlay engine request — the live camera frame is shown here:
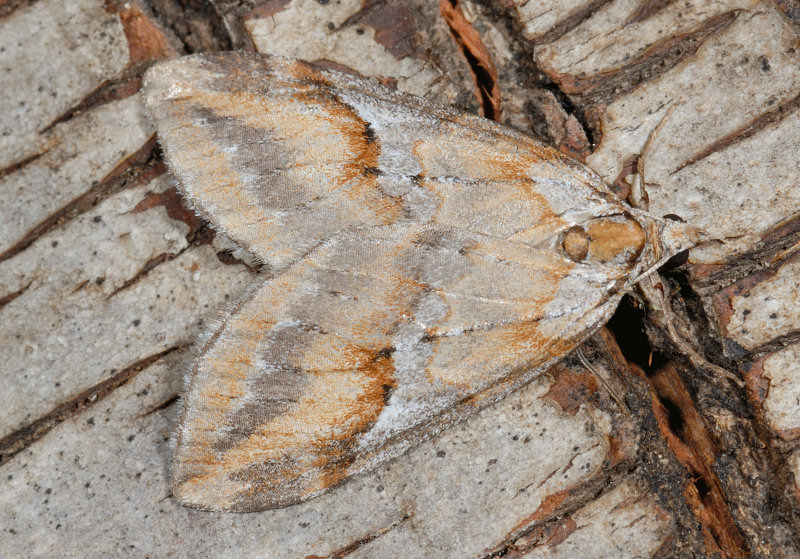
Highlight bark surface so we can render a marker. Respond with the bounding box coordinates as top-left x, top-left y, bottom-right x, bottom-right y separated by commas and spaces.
1, 0, 799, 557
